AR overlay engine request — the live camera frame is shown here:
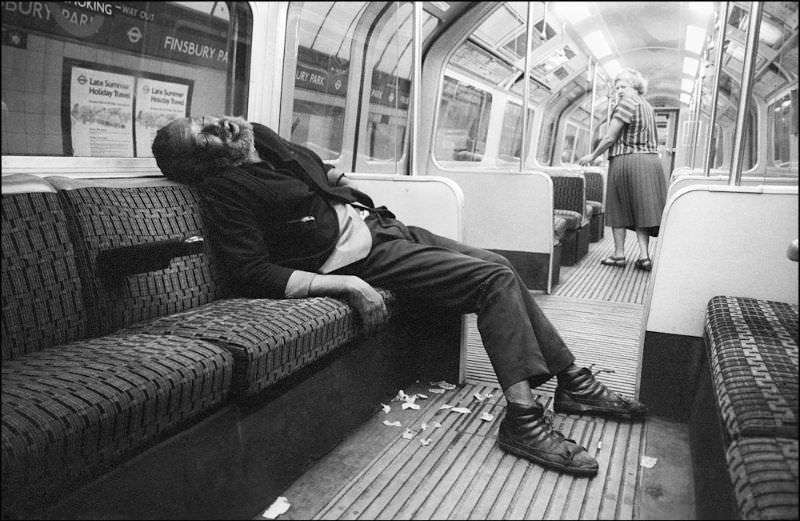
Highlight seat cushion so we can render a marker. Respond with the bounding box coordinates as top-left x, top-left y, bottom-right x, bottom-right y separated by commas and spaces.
553, 209, 582, 231
704, 296, 799, 440
120, 291, 396, 396
726, 436, 798, 520
1, 333, 233, 507
553, 216, 568, 242
587, 200, 603, 215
